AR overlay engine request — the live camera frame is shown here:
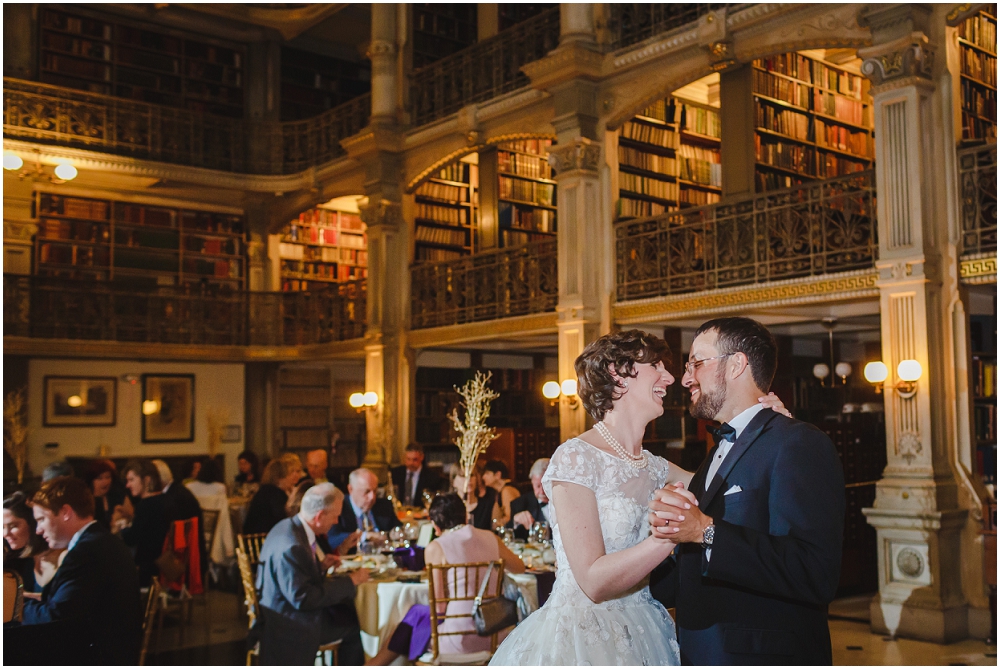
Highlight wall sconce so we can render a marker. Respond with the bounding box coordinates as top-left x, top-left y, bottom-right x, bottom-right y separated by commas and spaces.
349, 391, 379, 412
864, 360, 921, 398
542, 379, 579, 408
3, 149, 78, 183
